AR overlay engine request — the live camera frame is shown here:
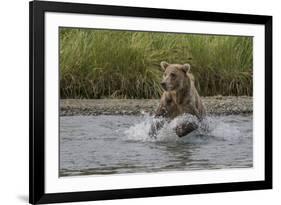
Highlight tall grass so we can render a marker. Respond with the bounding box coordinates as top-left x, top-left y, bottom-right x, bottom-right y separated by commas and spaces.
60, 28, 253, 99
